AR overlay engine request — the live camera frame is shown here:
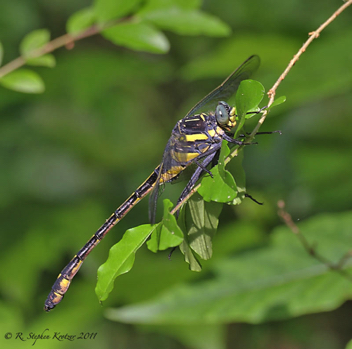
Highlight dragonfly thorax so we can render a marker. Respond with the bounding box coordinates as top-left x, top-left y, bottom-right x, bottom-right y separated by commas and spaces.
166, 113, 223, 166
